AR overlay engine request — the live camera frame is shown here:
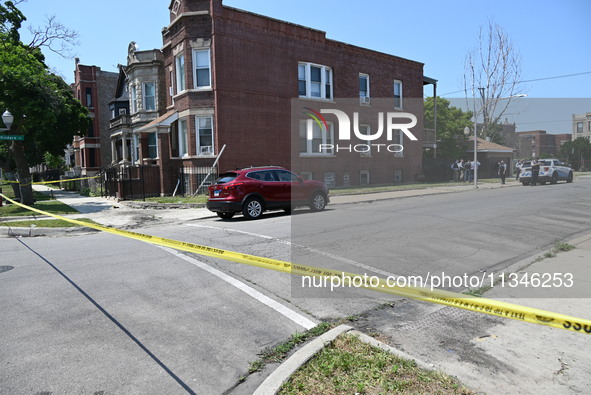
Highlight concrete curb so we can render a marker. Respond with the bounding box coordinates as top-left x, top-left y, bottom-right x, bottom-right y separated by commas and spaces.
253, 324, 435, 394
0, 225, 98, 238
253, 325, 353, 395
